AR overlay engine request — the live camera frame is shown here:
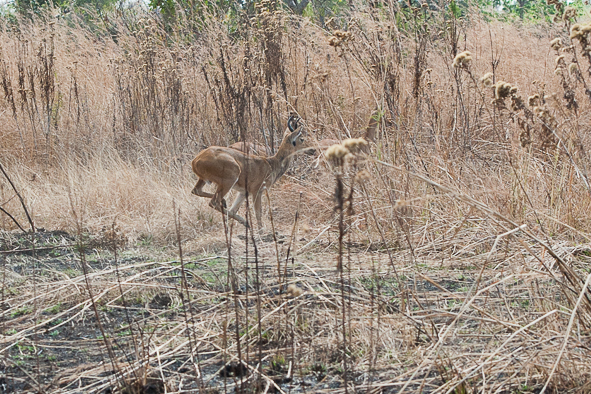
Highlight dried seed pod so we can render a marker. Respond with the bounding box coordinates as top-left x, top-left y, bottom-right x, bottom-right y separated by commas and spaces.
569, 62, 579, 74
480, 72, 494, 87
550, 38, 562, 50
494, 81, 513, 99
325, 144, 350, 167
563, 6, 577, 21
452, 51, 472, 68
342, 138, 368, 153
